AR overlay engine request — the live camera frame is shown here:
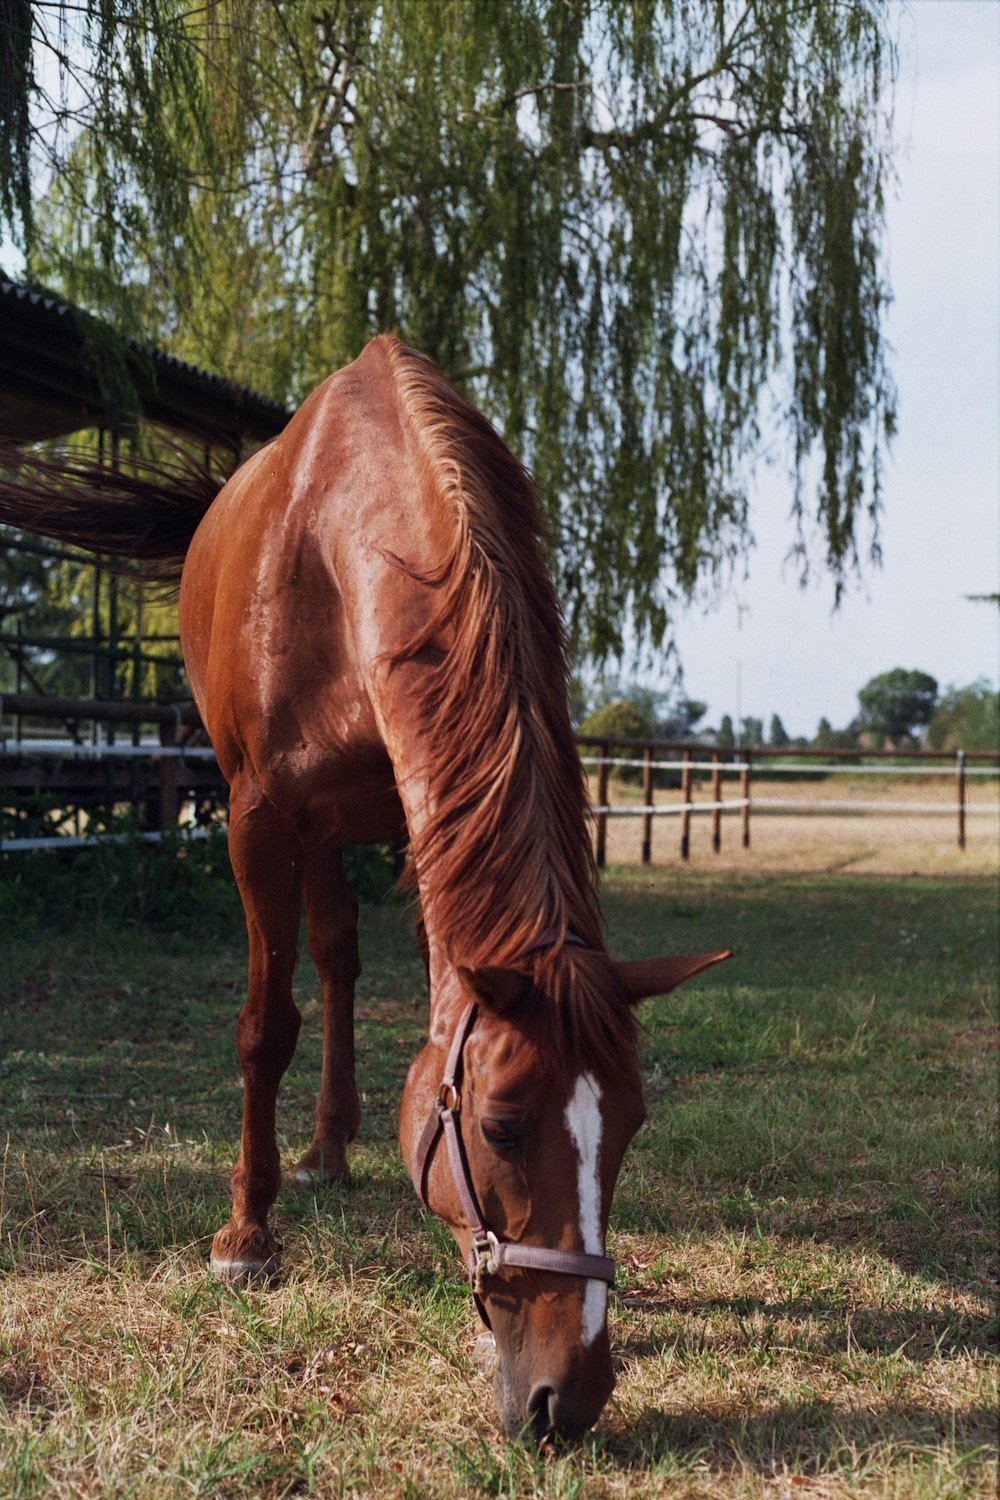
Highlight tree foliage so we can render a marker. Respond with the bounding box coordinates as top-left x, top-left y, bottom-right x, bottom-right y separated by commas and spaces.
768, 712, 790, 748
2, 1, 897, 659
813, 715, 856, 750
0, 530, 187, 699
739, 714, 764, 749
658, 697, 706, 739
857, 667, 937, 747
927, 680, 999, 754
578, 698, 650, 742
